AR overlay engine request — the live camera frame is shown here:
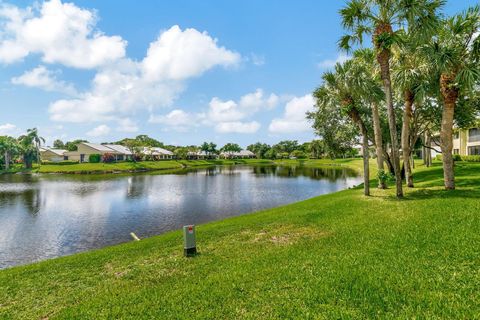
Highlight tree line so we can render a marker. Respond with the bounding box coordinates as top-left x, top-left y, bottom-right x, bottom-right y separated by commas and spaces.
308, 0, 480, 197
